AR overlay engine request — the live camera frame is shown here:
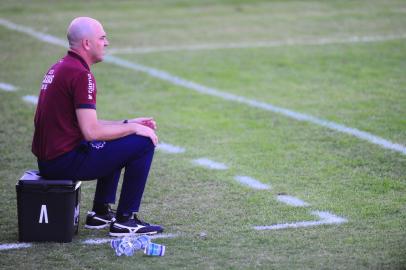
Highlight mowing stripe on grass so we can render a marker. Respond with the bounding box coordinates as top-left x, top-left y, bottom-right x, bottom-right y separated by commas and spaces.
0, 243, 32, 251
0, 82, 17, 92
22, 95, 38, 105
1, 18, 405, 156
108, 33, 406, 54
102, 55, 406, 155
254, 211, 347, 231
234, 175, 271, 190
82, 233, 178, 245
277, 195, 310, 207
192, 158, 228, 170
0, 18, 66, 47
157, 142, 185, 154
